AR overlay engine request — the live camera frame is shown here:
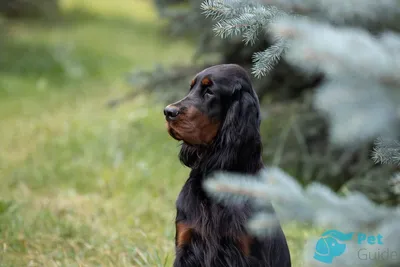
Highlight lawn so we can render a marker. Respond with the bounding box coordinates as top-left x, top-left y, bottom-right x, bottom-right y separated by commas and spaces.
0, 0, 317, 266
